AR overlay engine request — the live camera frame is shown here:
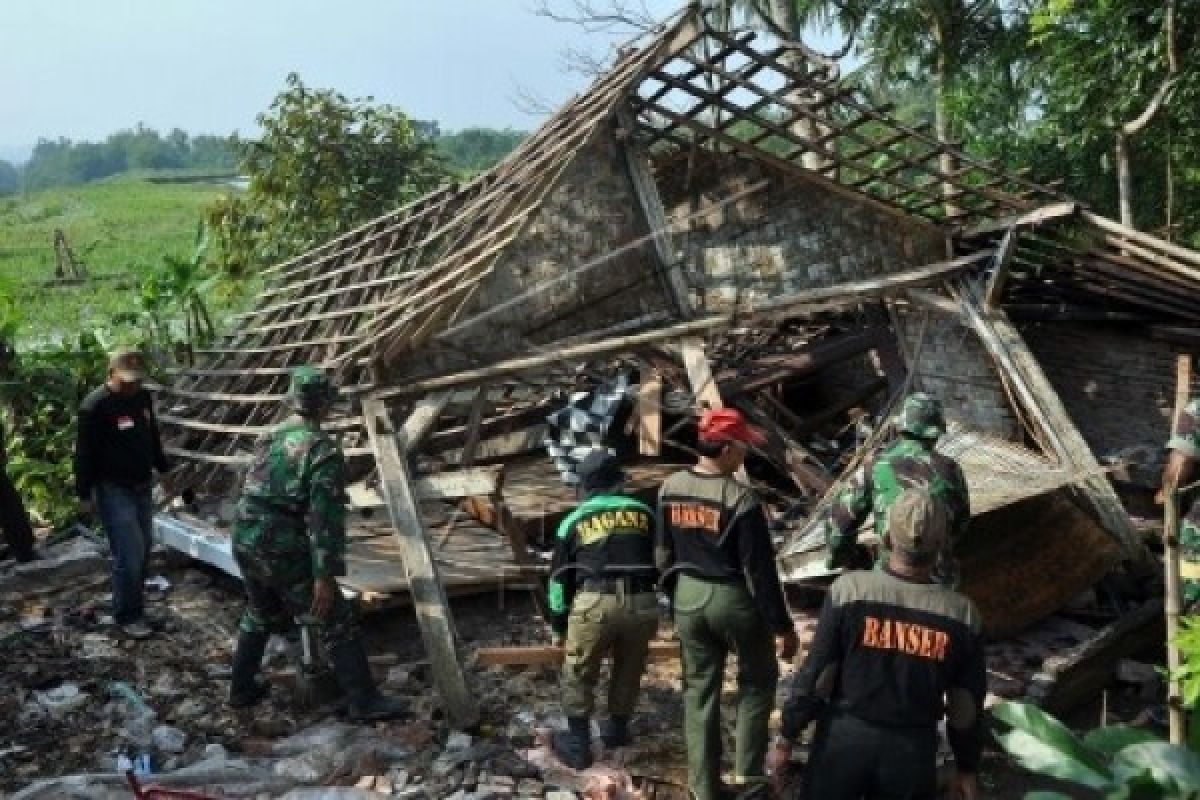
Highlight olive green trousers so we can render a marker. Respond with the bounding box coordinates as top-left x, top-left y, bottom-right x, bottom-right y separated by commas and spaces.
562, 590, 659, 718
674, 574, 778, 800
